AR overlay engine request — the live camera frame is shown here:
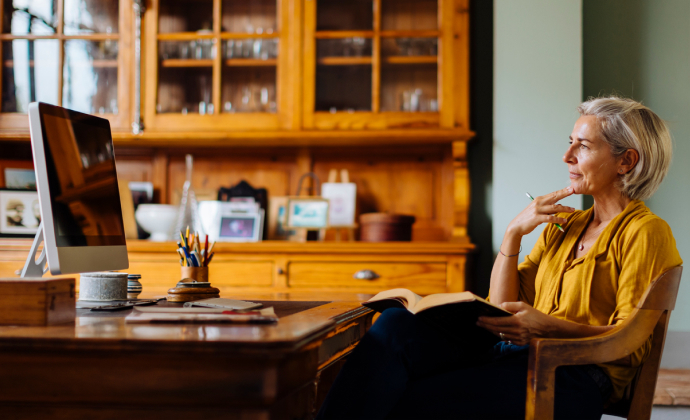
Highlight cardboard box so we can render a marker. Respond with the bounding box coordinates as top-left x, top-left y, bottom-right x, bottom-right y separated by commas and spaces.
0, 277, 76, 325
